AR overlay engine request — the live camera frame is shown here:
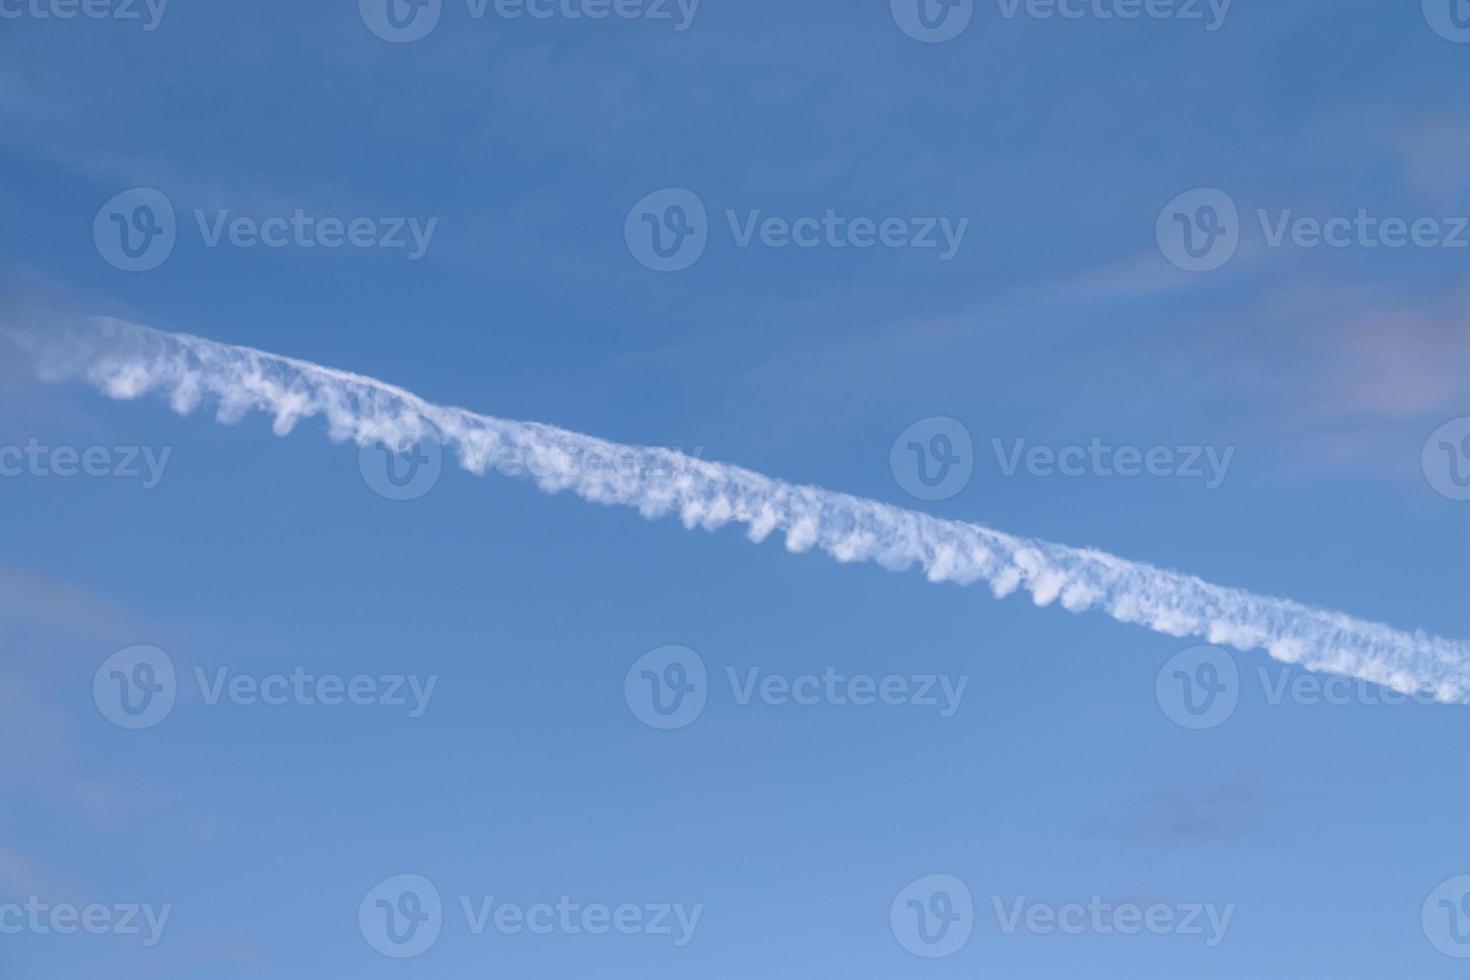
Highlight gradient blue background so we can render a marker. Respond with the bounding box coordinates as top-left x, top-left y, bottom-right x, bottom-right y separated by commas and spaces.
3, 0, 1470, 976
